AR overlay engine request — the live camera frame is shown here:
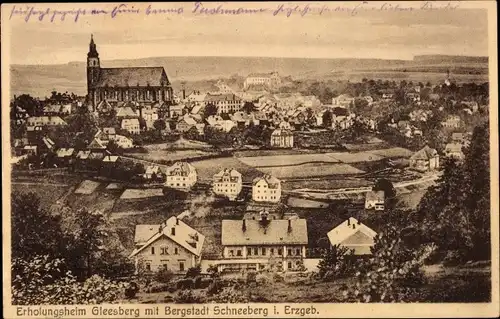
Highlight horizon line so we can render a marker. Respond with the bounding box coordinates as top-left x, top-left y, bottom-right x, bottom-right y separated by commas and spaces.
10, 53, 489, 67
